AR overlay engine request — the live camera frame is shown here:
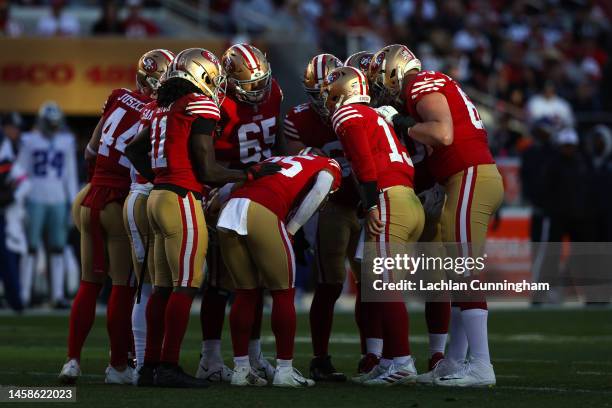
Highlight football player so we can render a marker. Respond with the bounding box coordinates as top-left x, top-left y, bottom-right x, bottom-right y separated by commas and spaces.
216, 154, 342, 387
124, 48, 280, 388
197, 43, 282, 383
122, 50, 174, 382
17, 102, 78, 310
58, 50, 168, 385
321, 66, 425, 386
368, 45, 450, 384
371, 44, 504, 387
283, 53, 359, 382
